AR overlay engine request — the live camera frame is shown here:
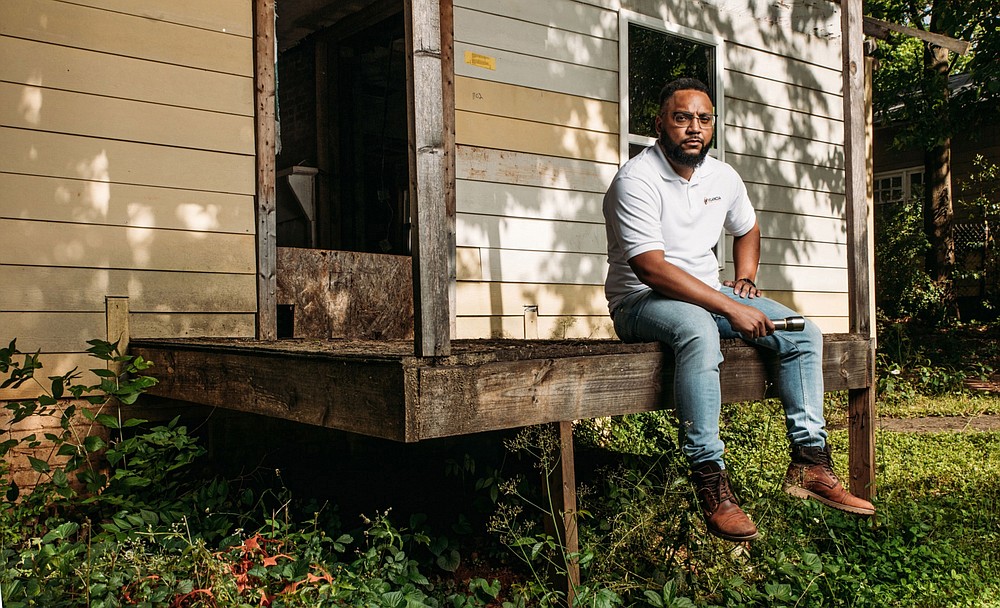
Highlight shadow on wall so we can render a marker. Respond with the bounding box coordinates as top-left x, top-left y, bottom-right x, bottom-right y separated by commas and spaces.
454, 0, 850, 334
